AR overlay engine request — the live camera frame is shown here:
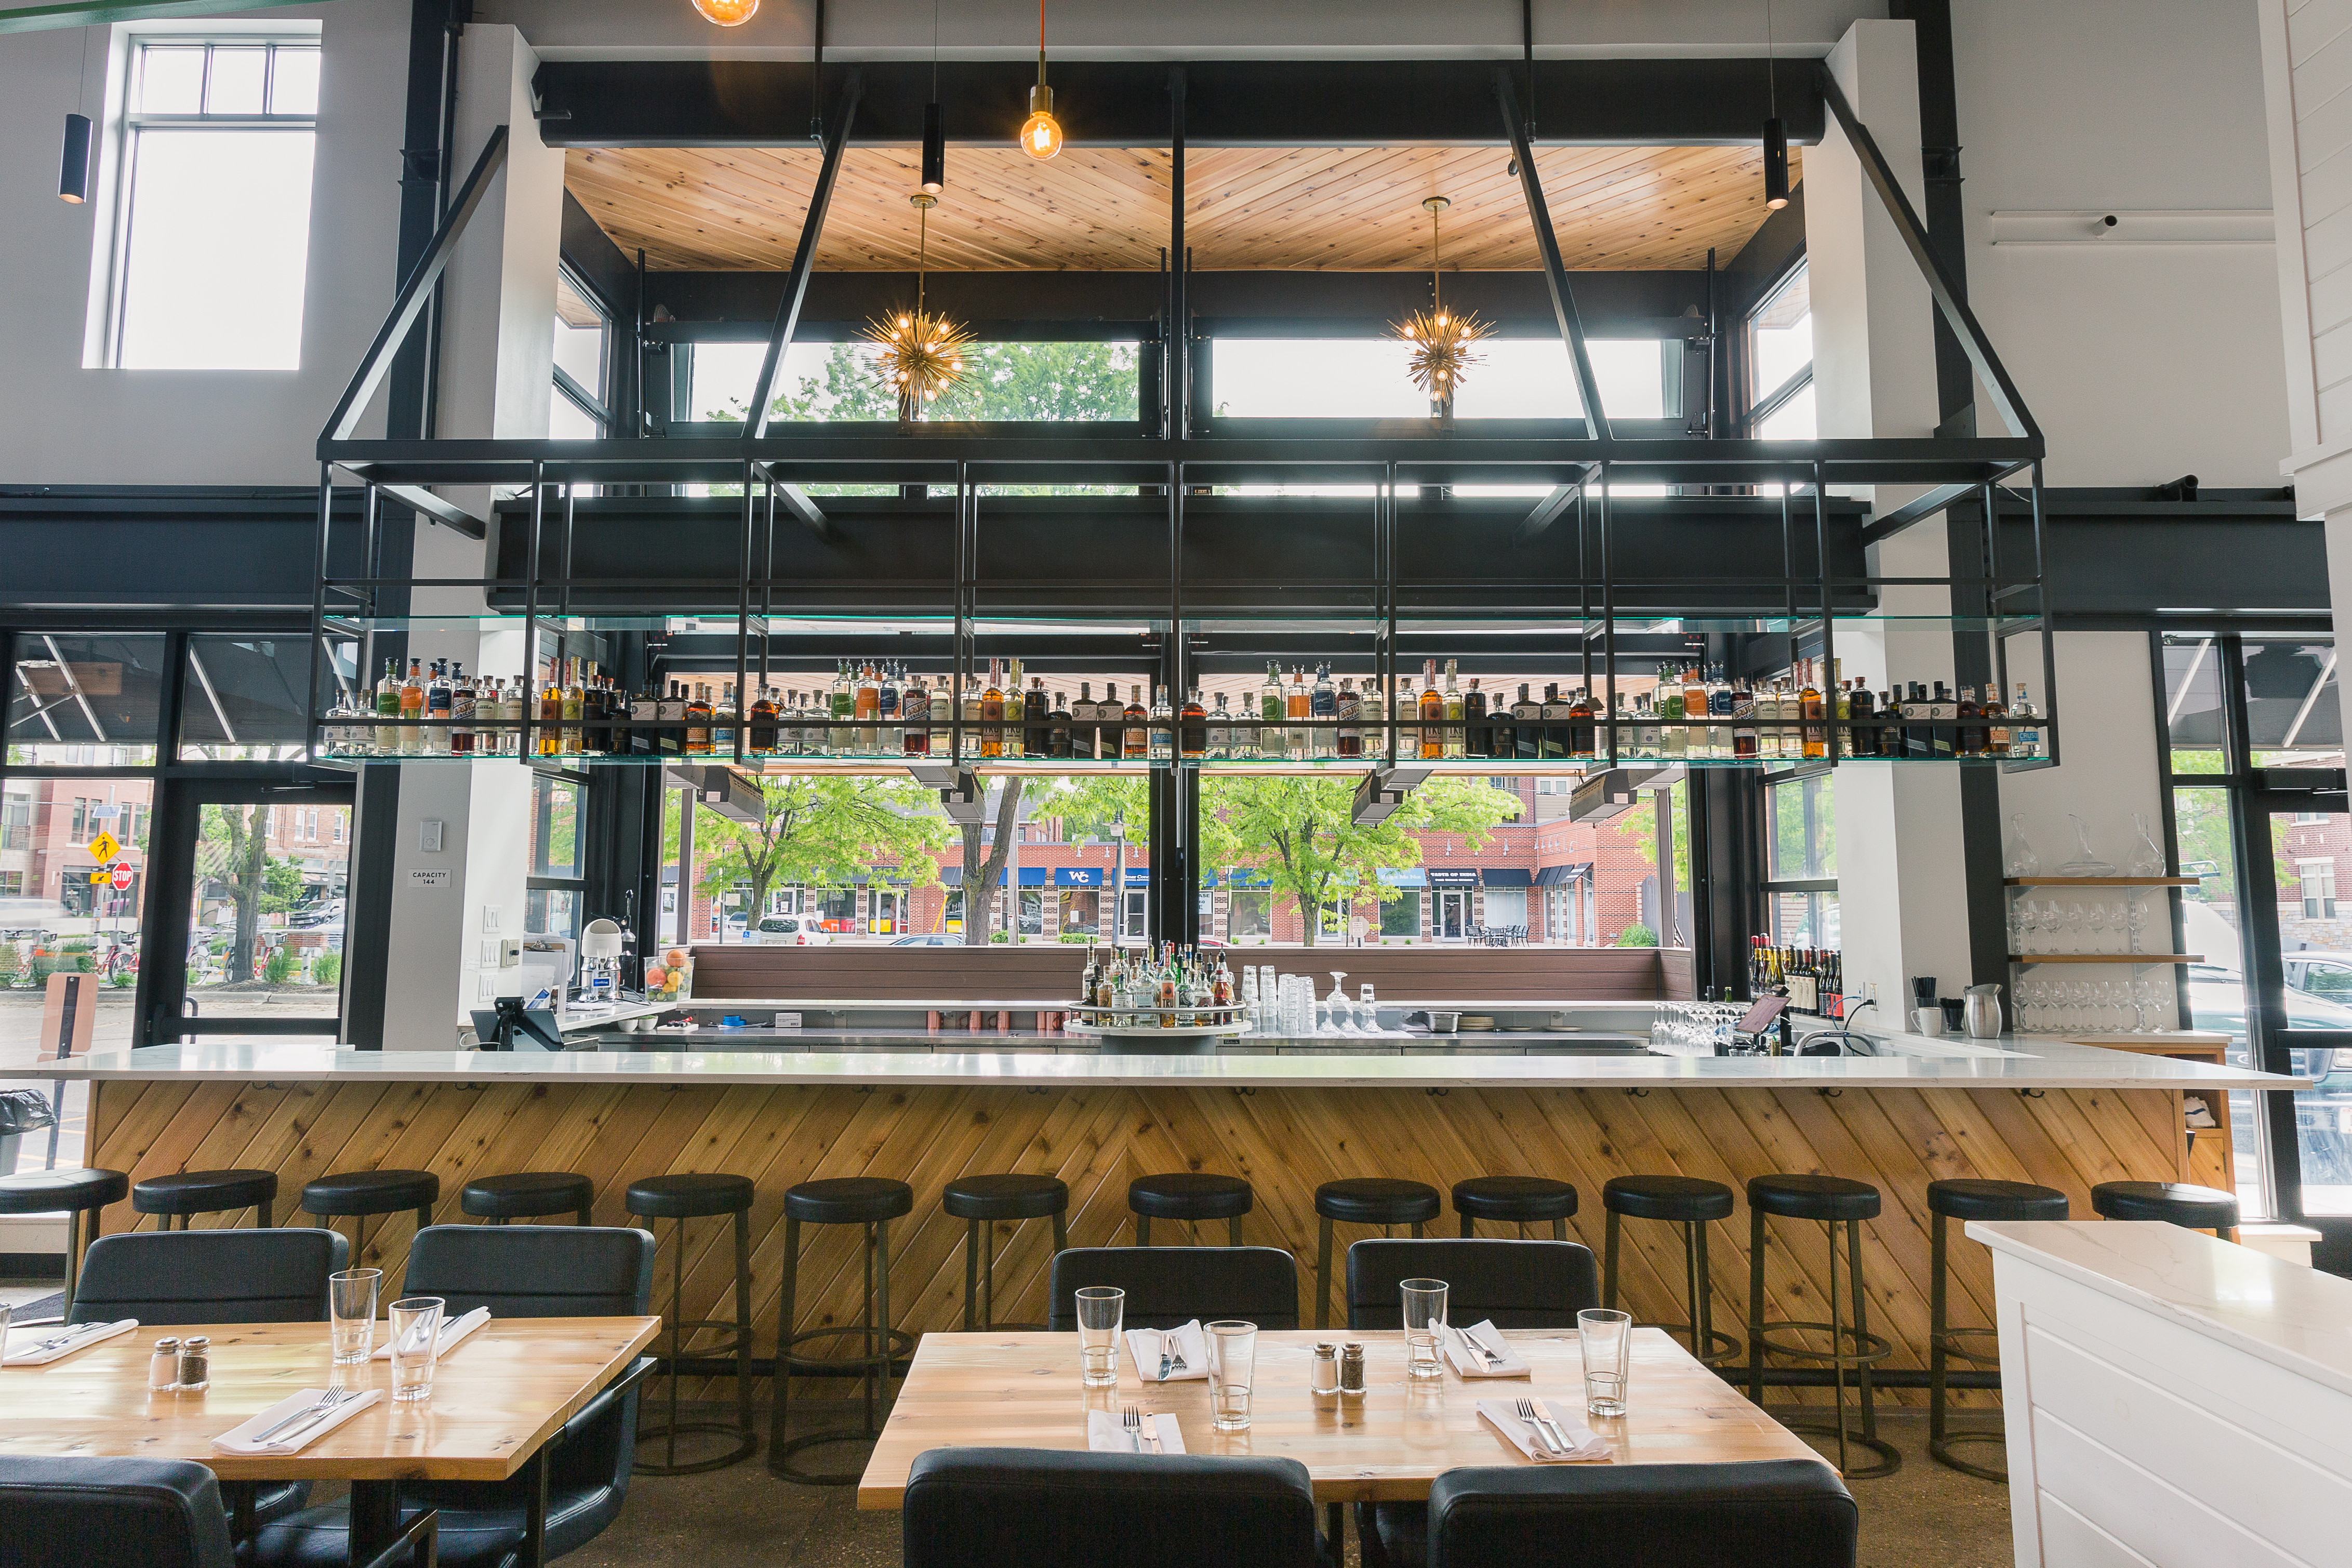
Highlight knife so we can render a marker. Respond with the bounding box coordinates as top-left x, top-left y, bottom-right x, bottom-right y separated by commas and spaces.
19, 1320, 116, 1357
262, 1393, 358, 1450
1465, 1324, 1511, 1368
1141, 1412, 1164, 1454
1530, 1401, 1576, 1455
1157, 1331, 1173, 1382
